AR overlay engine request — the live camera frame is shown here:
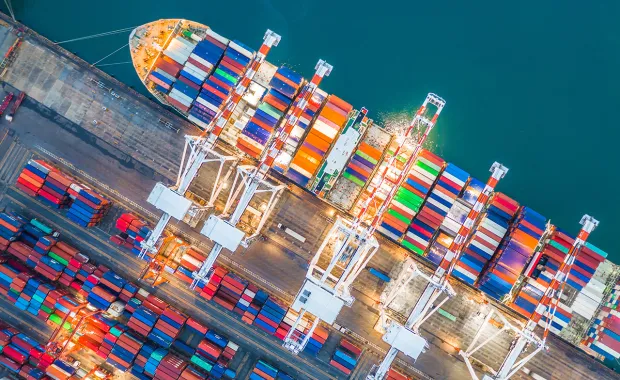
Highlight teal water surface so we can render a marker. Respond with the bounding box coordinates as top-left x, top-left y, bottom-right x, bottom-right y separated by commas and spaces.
3, 1, 618, 260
